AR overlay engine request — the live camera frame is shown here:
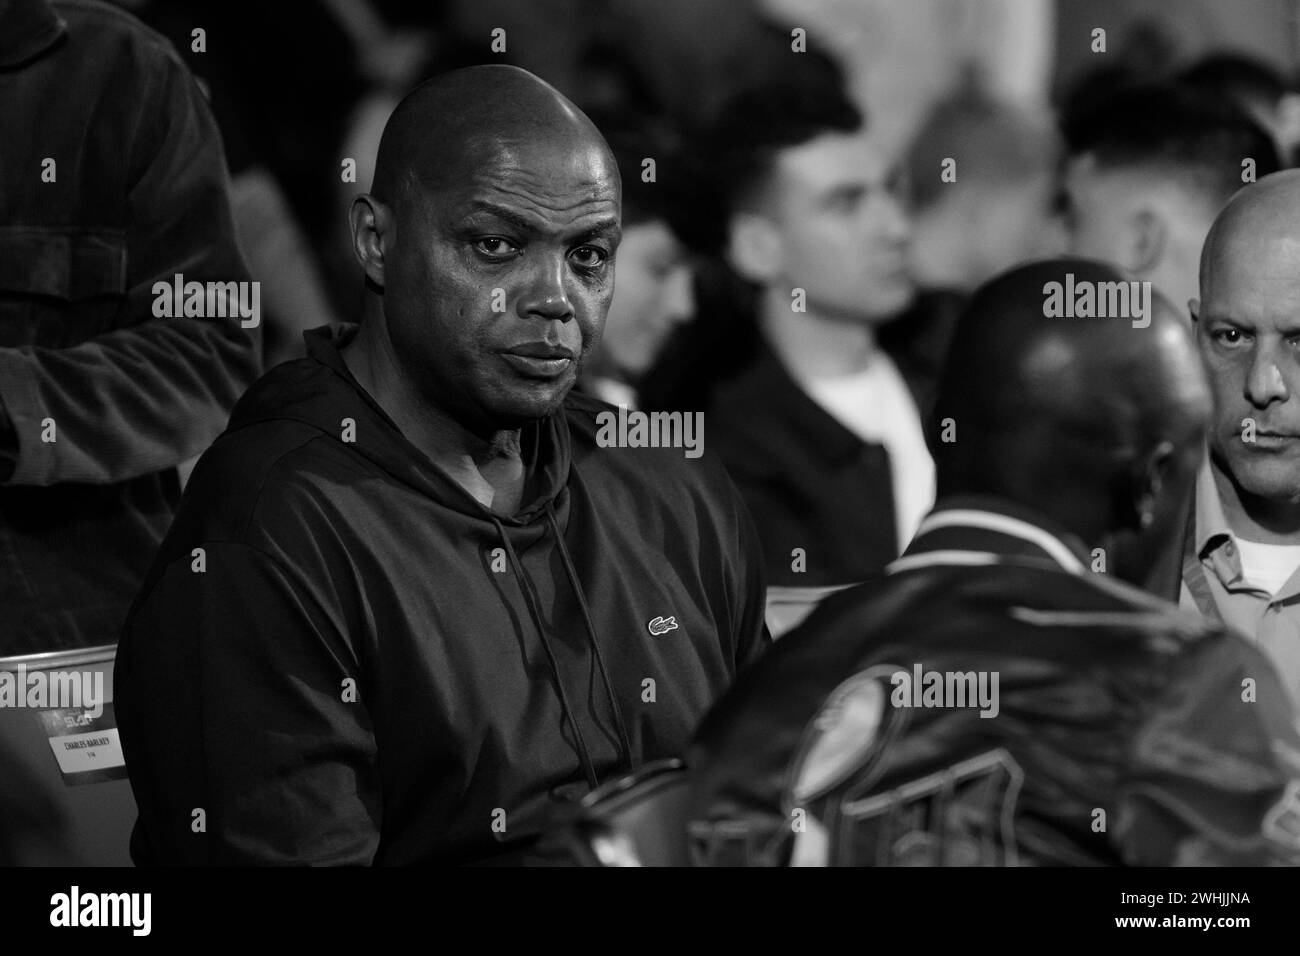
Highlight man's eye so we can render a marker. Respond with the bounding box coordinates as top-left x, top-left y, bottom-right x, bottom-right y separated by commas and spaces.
571, 246, 608, 268
475, 237, 518, 258
1214, 328, 1249, 346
